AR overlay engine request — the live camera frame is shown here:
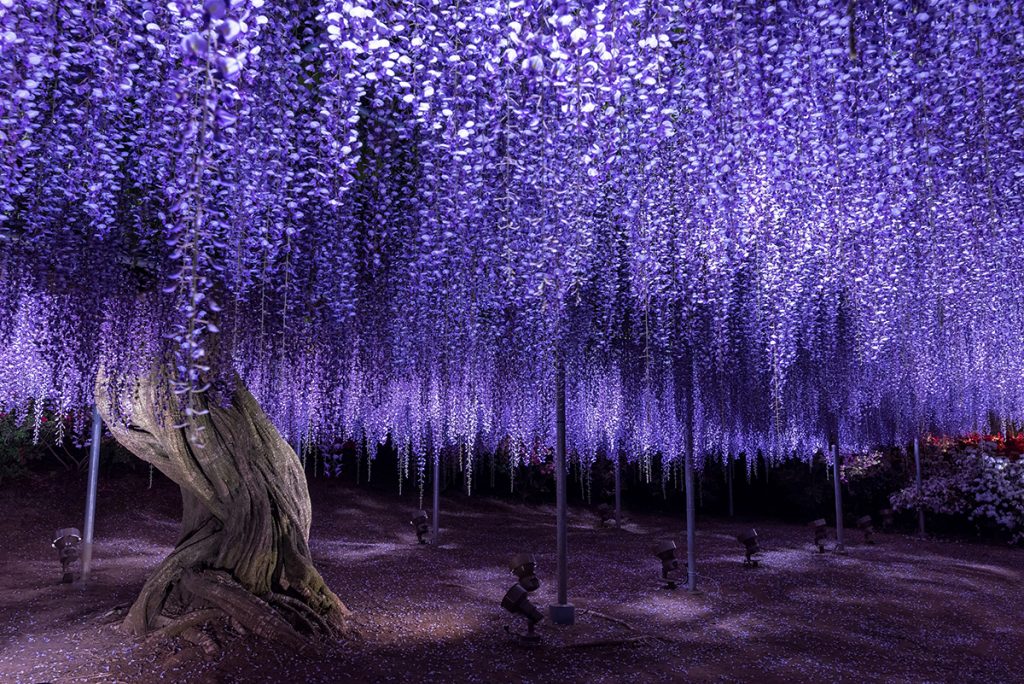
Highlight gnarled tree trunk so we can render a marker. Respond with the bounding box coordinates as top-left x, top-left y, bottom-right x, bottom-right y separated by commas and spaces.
97, 371, 348, 649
